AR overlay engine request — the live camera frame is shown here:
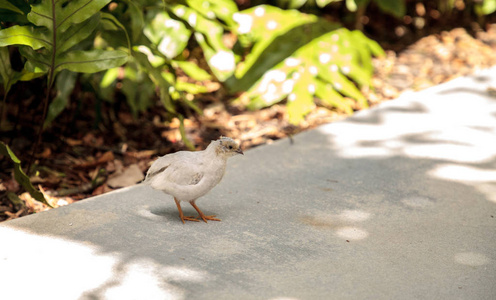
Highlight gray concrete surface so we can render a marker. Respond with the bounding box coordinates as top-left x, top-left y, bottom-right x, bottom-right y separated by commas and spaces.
2, 68, 496, 300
